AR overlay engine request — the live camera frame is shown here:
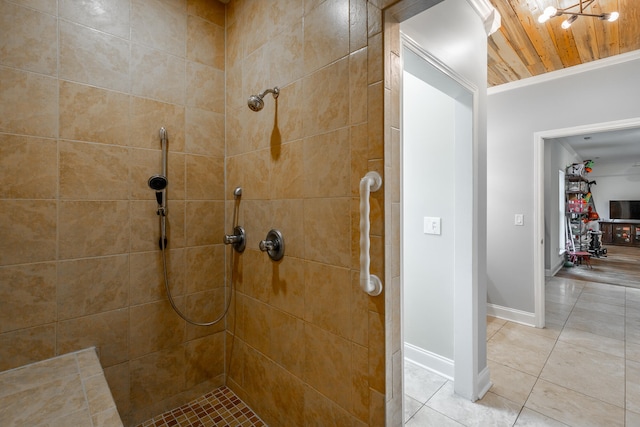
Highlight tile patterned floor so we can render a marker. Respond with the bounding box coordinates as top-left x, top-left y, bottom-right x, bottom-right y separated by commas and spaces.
137, 386, 265, 427
405, 276, 640, 427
